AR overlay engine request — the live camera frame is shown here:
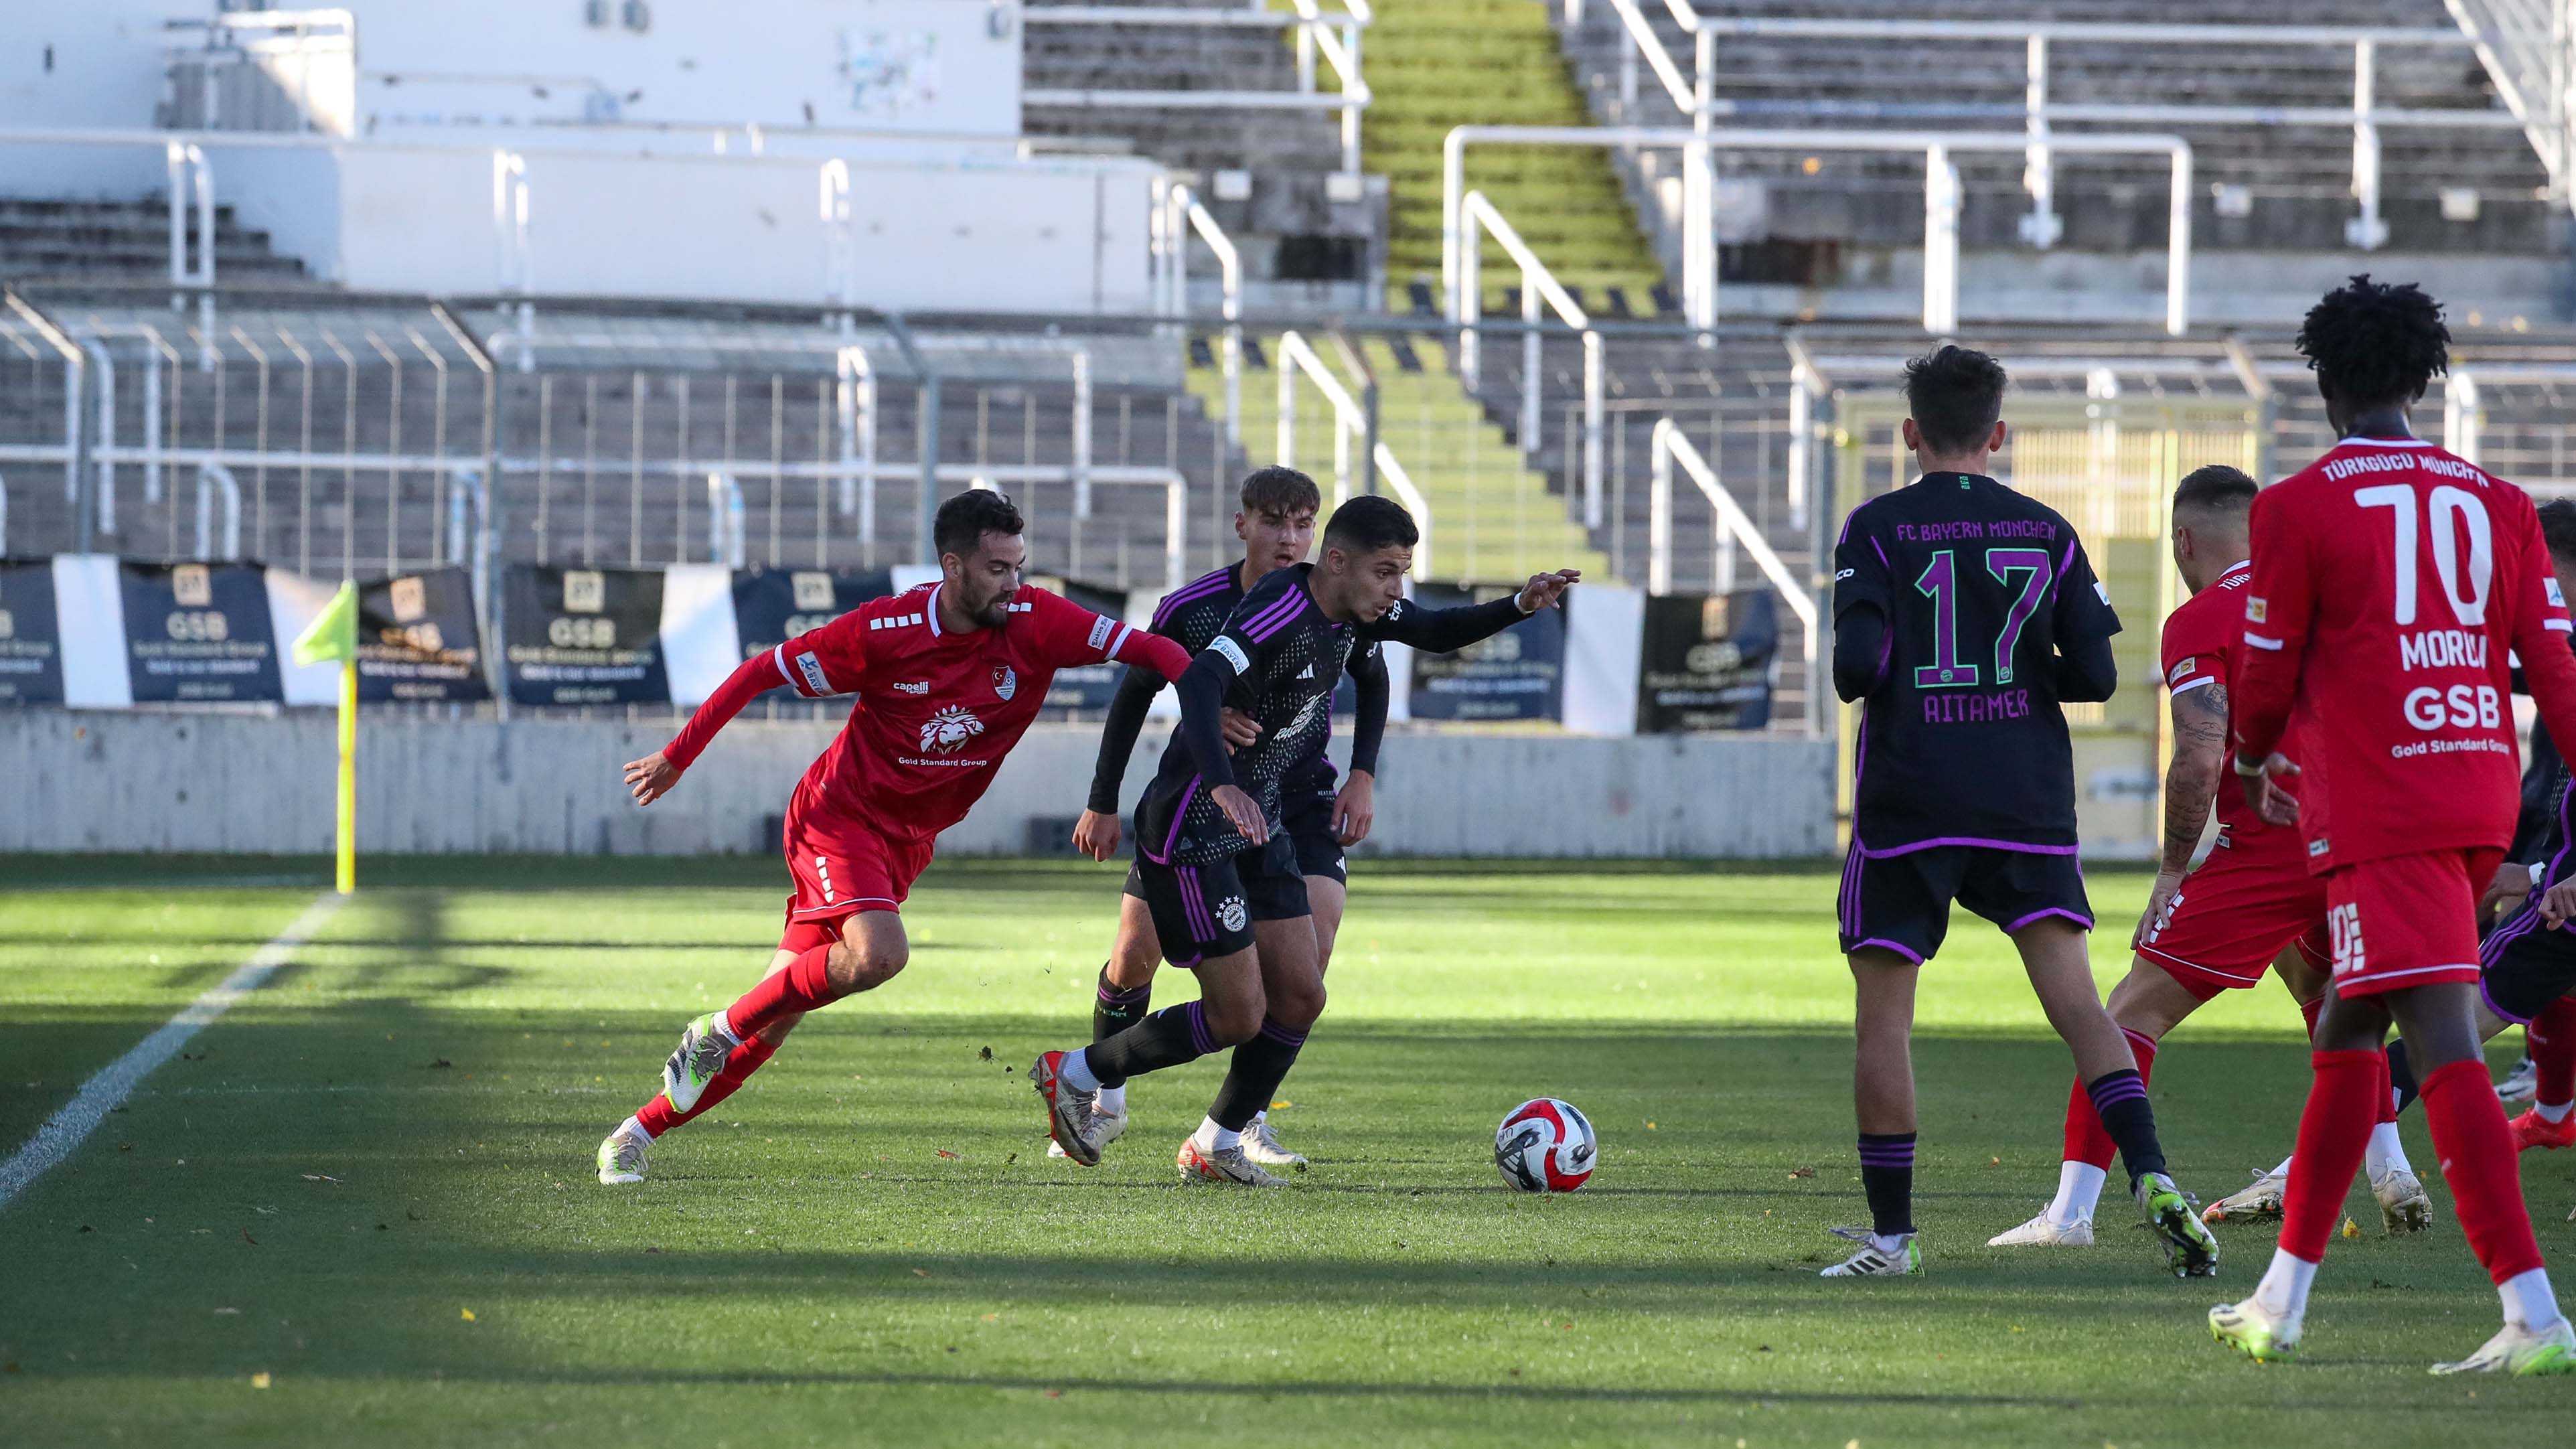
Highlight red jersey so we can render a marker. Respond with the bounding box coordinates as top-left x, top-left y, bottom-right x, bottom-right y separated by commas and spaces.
2232, 438, 2576, 873
664, 581, 1189, 846
2161, 560, 2302, 863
